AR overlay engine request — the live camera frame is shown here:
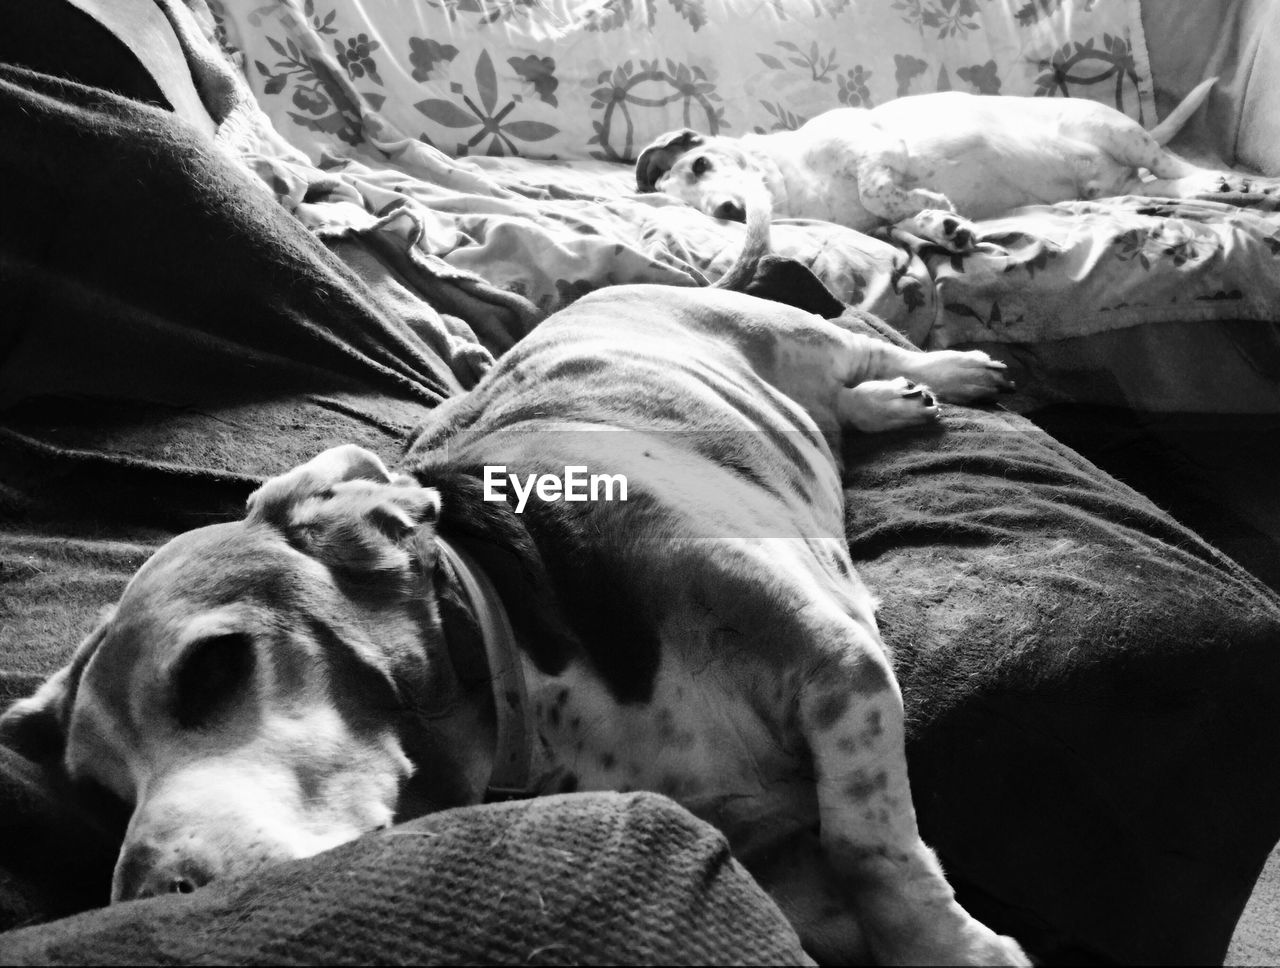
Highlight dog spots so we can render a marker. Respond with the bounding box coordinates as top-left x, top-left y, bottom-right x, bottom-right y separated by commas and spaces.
655, 707, 696, 751
811, 691, 850, 731
835, 710, 884, 755
558, 772, 579, 794
863, 709, 883, 738
845, 769, 888, 803
599, 752, 616, 770
861, 807, 891, 826
546, 688, 571, 729
545, 356, 610, 382
847, 659, 891, 697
